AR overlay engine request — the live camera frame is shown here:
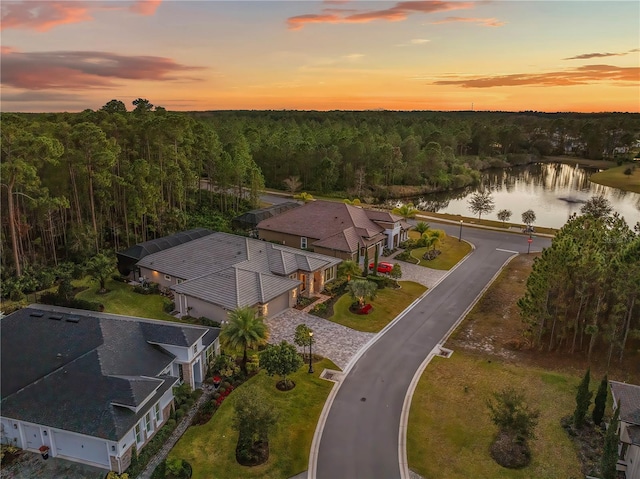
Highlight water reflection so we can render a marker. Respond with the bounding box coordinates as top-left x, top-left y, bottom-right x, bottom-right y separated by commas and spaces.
399, 163, 640, 229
